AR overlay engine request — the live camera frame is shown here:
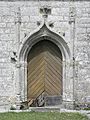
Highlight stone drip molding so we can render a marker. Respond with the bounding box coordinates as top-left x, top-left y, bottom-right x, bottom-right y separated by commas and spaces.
19, 19, 71, 61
